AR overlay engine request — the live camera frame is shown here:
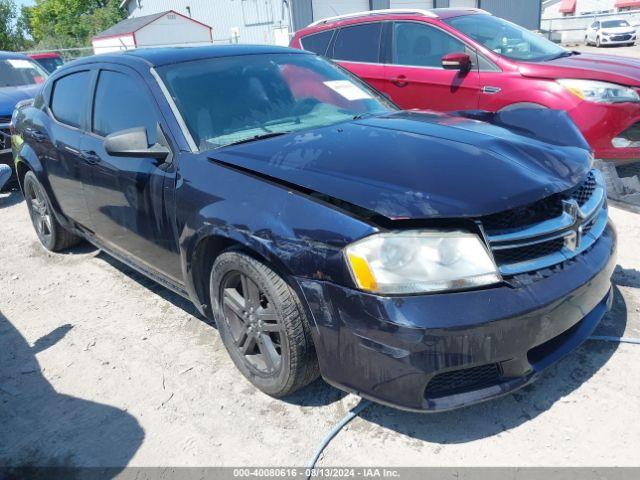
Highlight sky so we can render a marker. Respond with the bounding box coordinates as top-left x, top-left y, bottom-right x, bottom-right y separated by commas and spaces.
16, 0, 34, 6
